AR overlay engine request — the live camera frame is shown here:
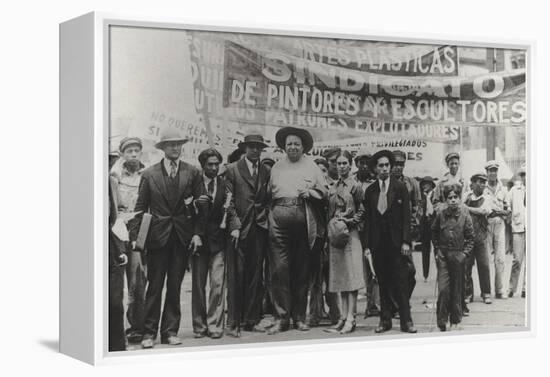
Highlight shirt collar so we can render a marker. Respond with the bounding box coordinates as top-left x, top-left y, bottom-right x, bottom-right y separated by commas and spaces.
163, 158, 179, 174
379, 177, 389, 190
